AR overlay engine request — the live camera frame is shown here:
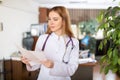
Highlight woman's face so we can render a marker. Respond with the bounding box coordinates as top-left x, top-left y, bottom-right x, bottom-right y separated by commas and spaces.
48, 11, 63, 35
